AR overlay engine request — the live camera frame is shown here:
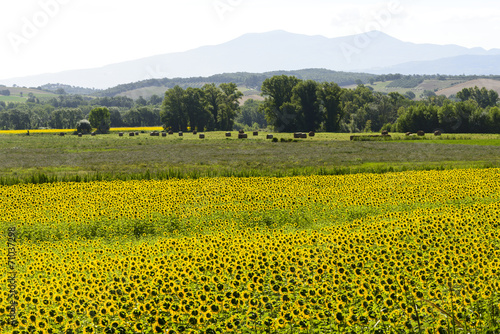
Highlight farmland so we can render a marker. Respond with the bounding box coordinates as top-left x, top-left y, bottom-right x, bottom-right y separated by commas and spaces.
1, 132, 500, 333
